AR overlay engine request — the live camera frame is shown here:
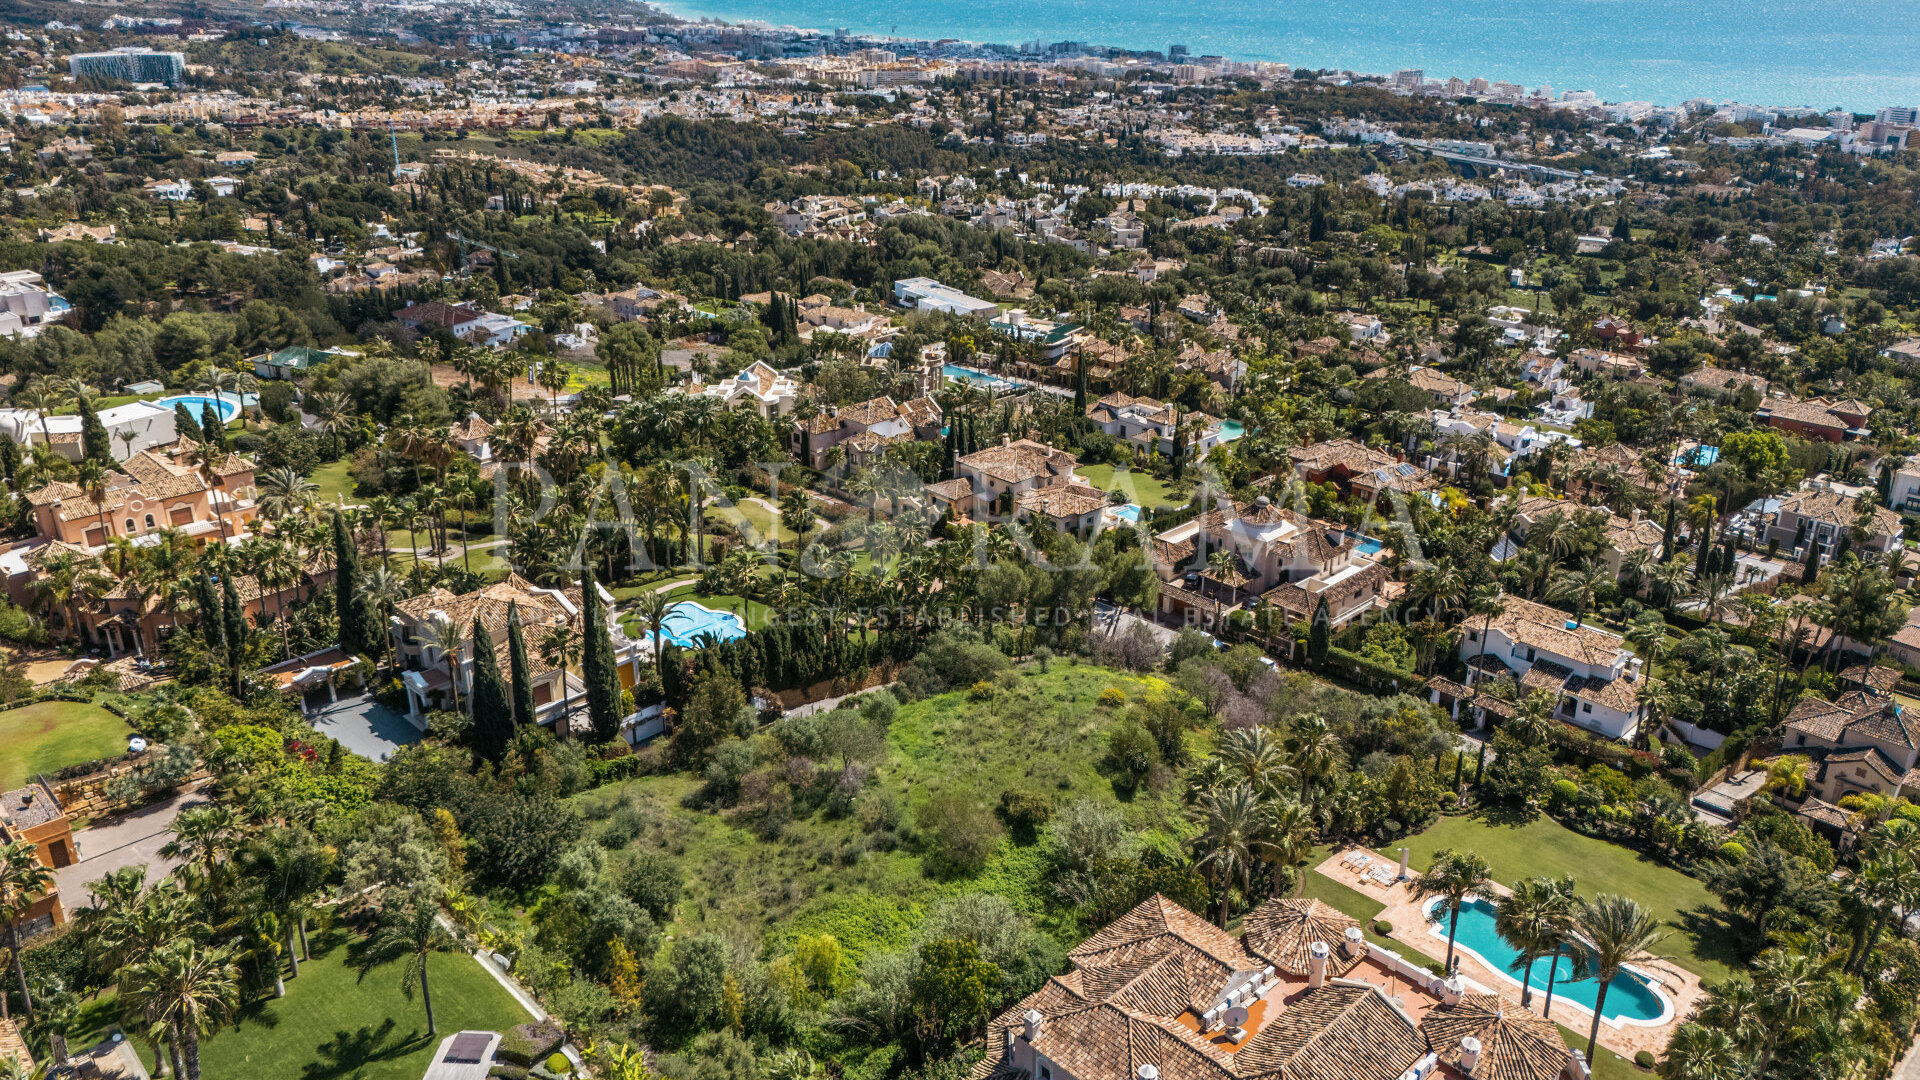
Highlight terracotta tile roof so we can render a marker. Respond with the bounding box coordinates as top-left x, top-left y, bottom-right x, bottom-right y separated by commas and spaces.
959, 439, 1078, 485
1017, 485, 1110, 518
1240, 898, 1365, 977
836, 395, 903, 428
1760, 398, 1853, 431
1289, 440, 1397, 476
1777, 488, 1901, 537
1565, 672, 1645, 712
1236, 981, 1427, 1080
1486, 597, 1627, 668
395, 573, 580, 643
1419, 992, 1567, 1080
1786, 691, 1917, 751
924, 477, 974, 502
1796, 797, 1853, 831
1842, 664, 1902, 695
